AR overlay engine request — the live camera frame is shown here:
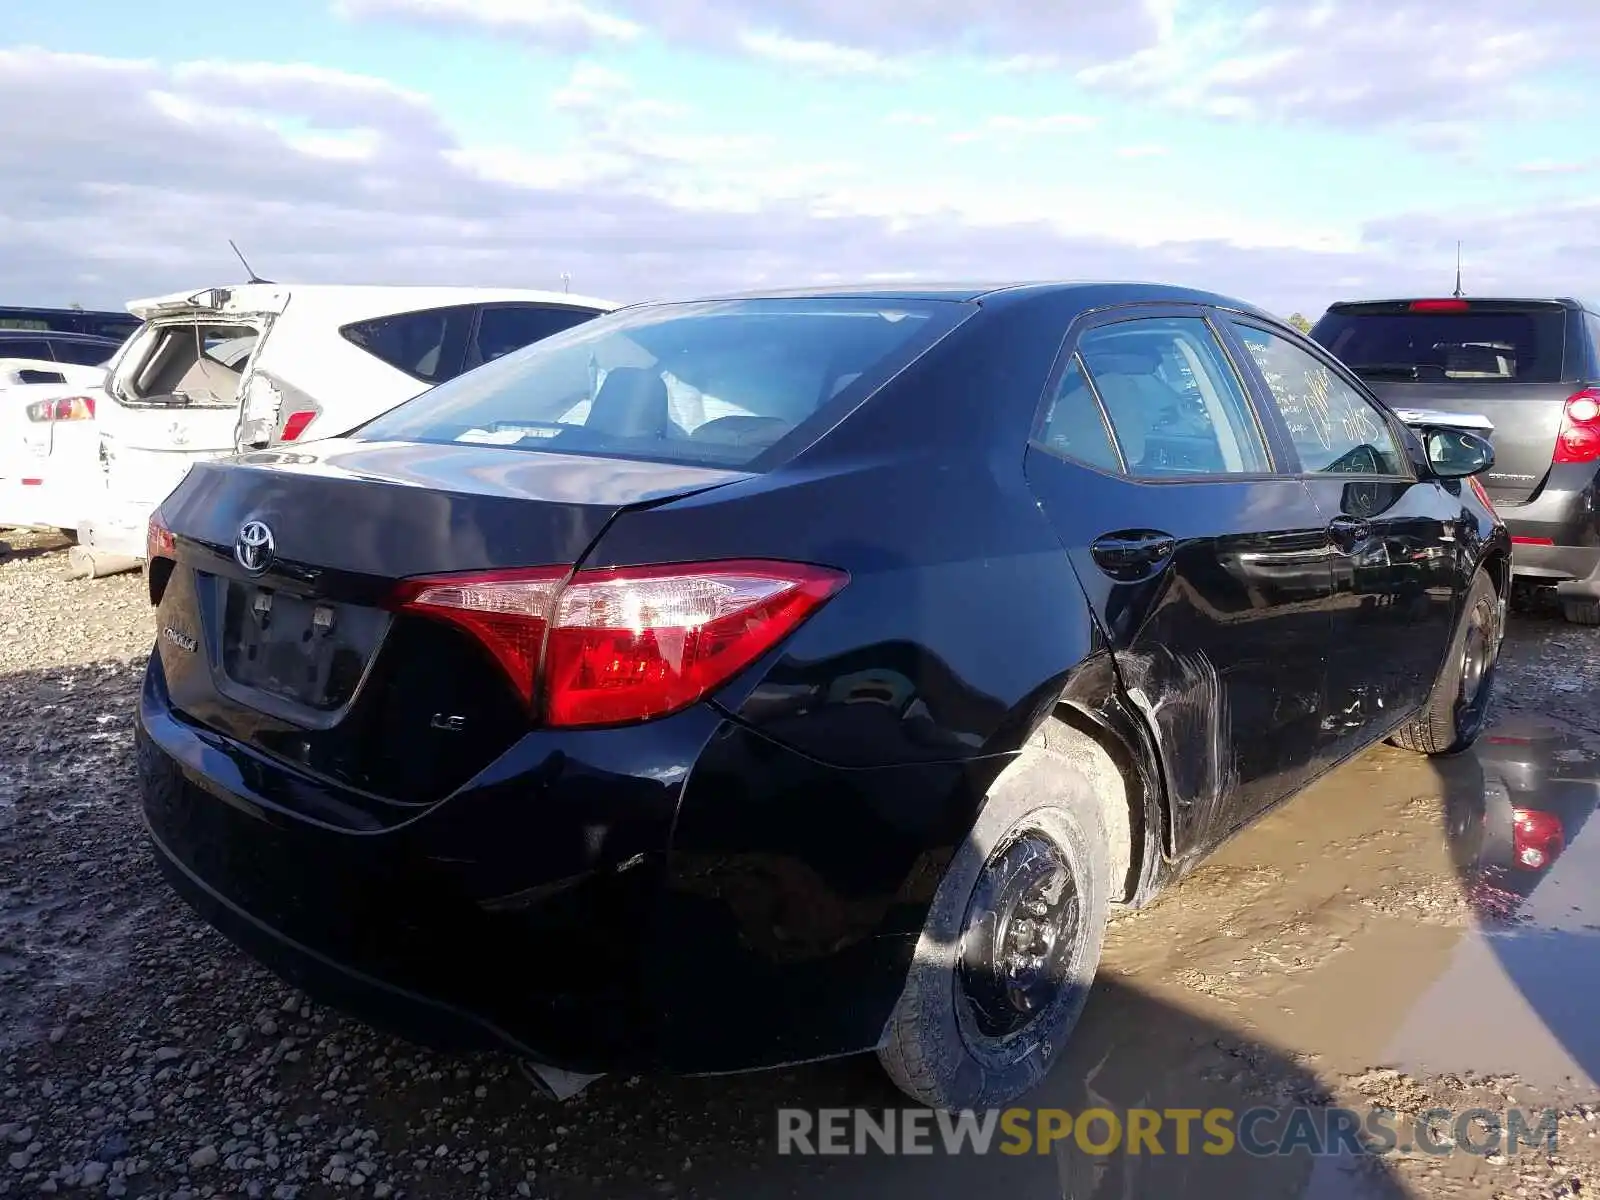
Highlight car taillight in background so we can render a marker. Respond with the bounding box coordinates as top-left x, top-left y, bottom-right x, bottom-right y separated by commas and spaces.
1511, 807, 1565, 871
24, 395, 96, 422
238, 373, 321, 446
390, 559, 849, 725
1553, 388, 1600, 464
280, 409, 318, 440
146, 511, 176, 563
